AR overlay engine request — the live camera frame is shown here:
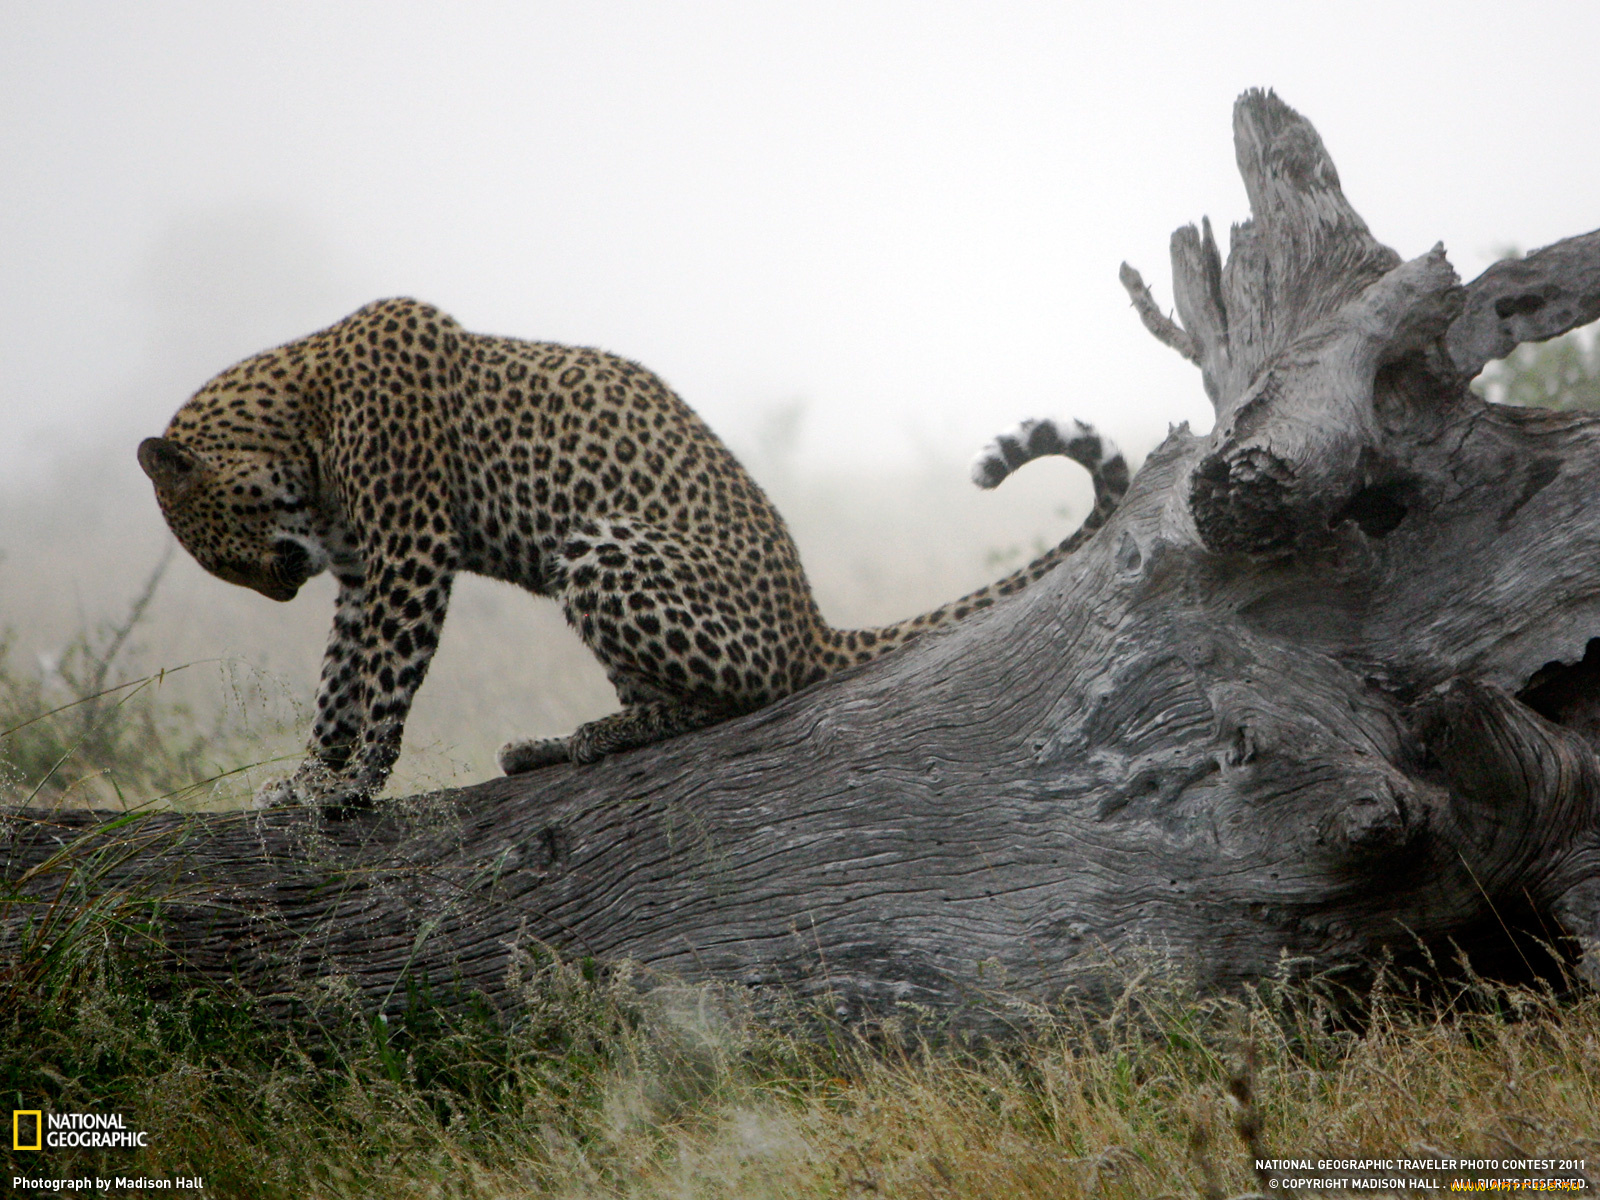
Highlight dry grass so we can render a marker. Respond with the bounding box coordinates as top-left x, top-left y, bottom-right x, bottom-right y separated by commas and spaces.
540, 974, 1599, 1200
5, 926, 1595, 1198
